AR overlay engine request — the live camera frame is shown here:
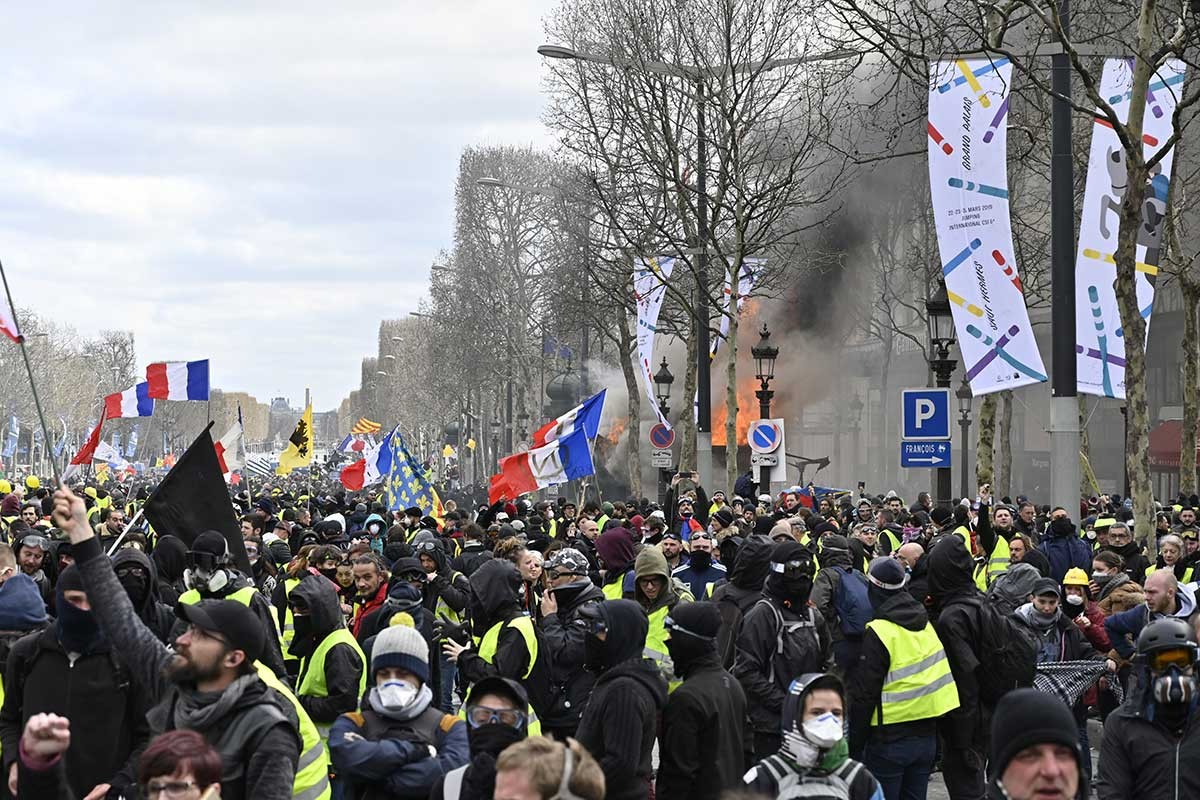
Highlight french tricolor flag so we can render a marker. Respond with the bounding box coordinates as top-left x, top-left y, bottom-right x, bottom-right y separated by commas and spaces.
104, 382, 155, 419
532, 389, 606, 447
490, 428, 595, 503
146, 360, 210, 401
